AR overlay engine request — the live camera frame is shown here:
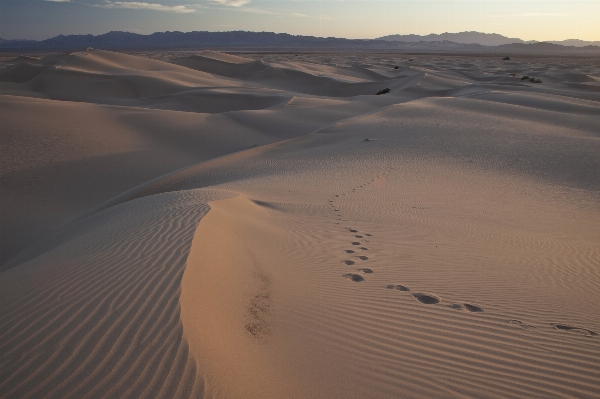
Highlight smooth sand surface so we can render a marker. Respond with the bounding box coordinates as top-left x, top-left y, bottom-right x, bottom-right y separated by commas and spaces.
1, 50, 599, 398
